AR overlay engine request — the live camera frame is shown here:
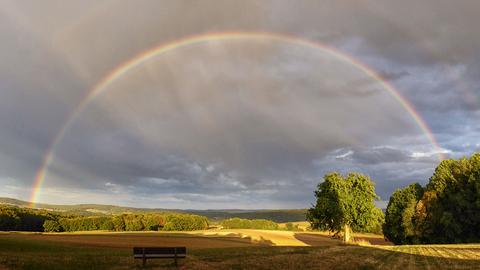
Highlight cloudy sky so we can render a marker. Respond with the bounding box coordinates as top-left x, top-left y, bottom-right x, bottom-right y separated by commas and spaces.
0, 0, 479, 209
